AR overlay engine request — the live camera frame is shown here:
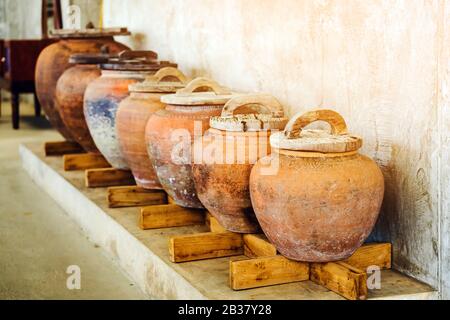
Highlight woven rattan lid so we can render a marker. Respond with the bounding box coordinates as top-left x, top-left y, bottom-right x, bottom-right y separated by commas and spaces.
128, 67, 189, 93
270, 109, 362, 153
210, 94, 288, 132
161, 77, 234, 105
